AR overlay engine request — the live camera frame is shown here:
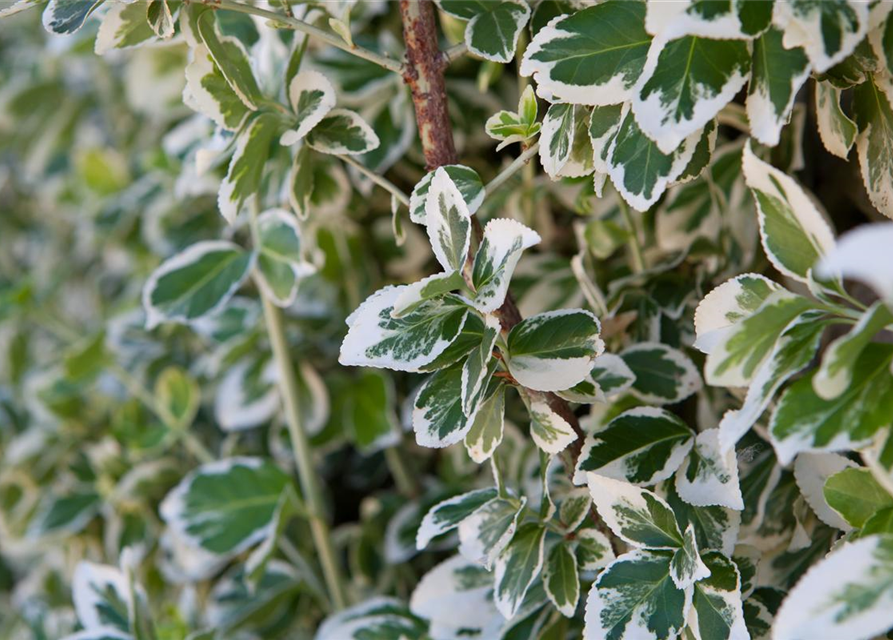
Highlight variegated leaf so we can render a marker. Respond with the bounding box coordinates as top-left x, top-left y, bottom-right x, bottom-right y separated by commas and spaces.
413, 363, 483, 448
253, 209, 316, 308
670, 523, 710, 590
424, 167, 473, 273
687, 552, 749, 640
218, 113, 280, 224
694, 273, 783, 355
94, 2, 155, 55
409, 165, 485, 225
853, 76, 893, 219
528, 398, 578, 455
816, 222, 893, 304
279, 70, 336, 146
416, 488, 500, 550
774, 0, 869, 72
676, 429, 744, 511
458, 496, 527, 569
183, 44, 250, 132
545, 542, 580, 617
494, 522, 546, 618
464, 384, 506, 463
438, 0, 530, 64
461, 315, 500, 416
306, 108, 380, 155
620, 342, 701, 406
471, 218, 540, 313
